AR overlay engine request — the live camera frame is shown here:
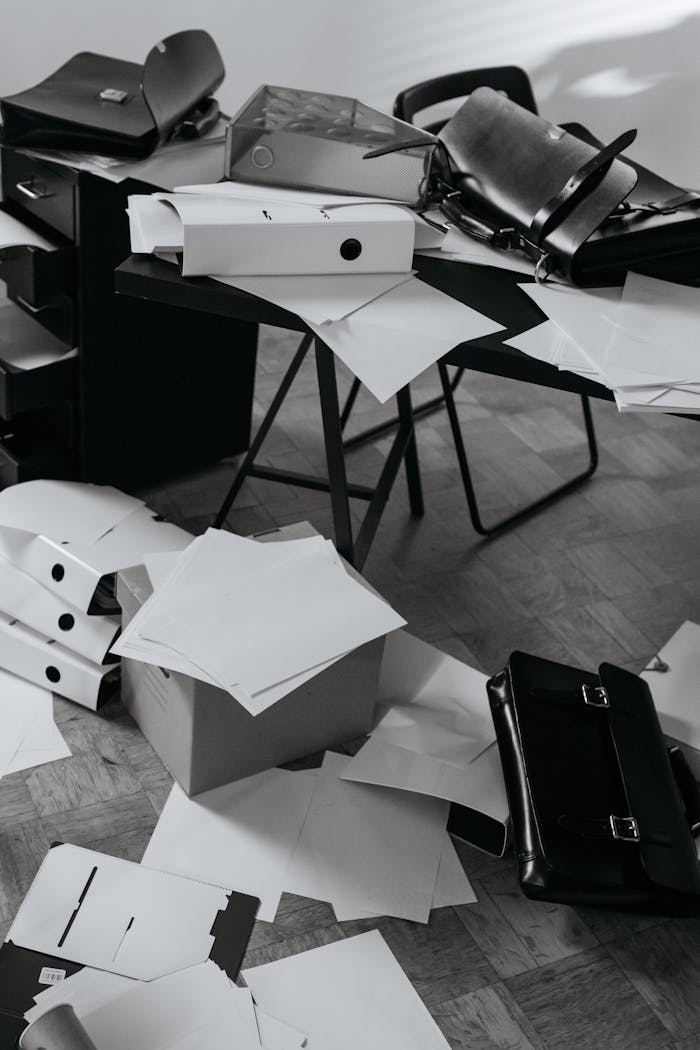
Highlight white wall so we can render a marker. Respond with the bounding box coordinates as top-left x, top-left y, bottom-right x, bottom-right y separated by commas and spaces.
2, 0, 699, 183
